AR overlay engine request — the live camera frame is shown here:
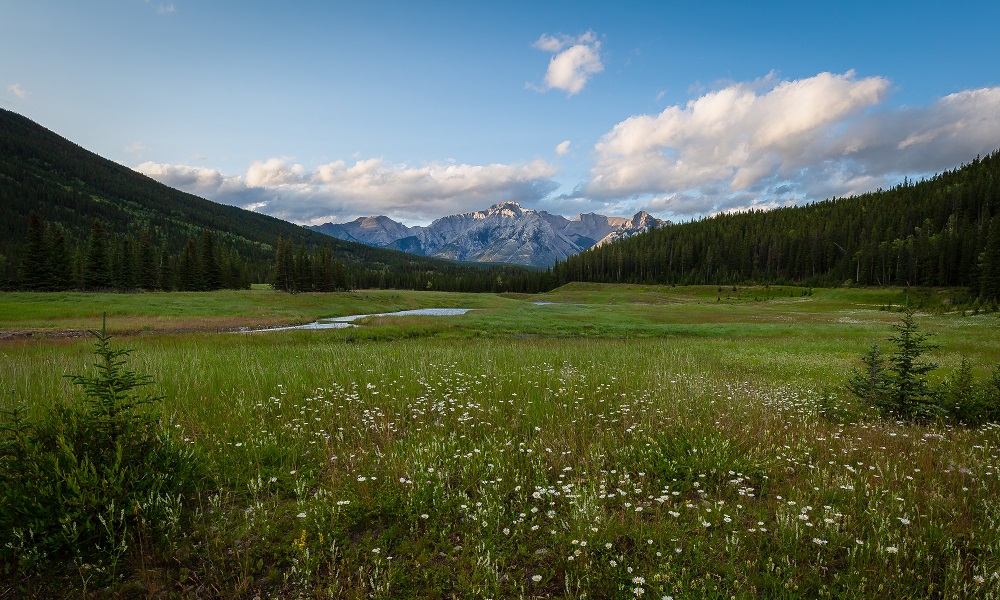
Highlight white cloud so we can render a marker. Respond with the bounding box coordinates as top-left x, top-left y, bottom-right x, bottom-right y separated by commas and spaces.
7, 83, 29, 99
144, 1, 175, 14
133, 70, 1000, 225
532, 34, 567, 53
584, 71, 1000, 217
124, 141, 147, 153
135, 162, 231, 195
246, 158, 307, 187
532, 31, 603, 96
135, 157, 560, 226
